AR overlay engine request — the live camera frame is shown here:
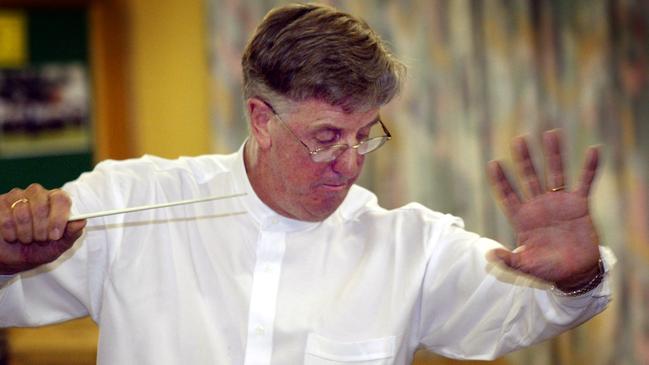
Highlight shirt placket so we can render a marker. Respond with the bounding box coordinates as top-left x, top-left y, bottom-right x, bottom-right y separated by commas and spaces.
243, 227, 286, 365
